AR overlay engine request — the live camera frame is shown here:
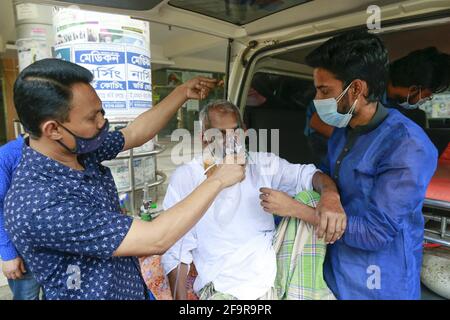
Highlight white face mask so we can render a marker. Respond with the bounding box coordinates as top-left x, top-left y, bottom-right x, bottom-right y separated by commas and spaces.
313, 83, 358, 128
398, 87, 431, 110
203, 129, 245, 166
